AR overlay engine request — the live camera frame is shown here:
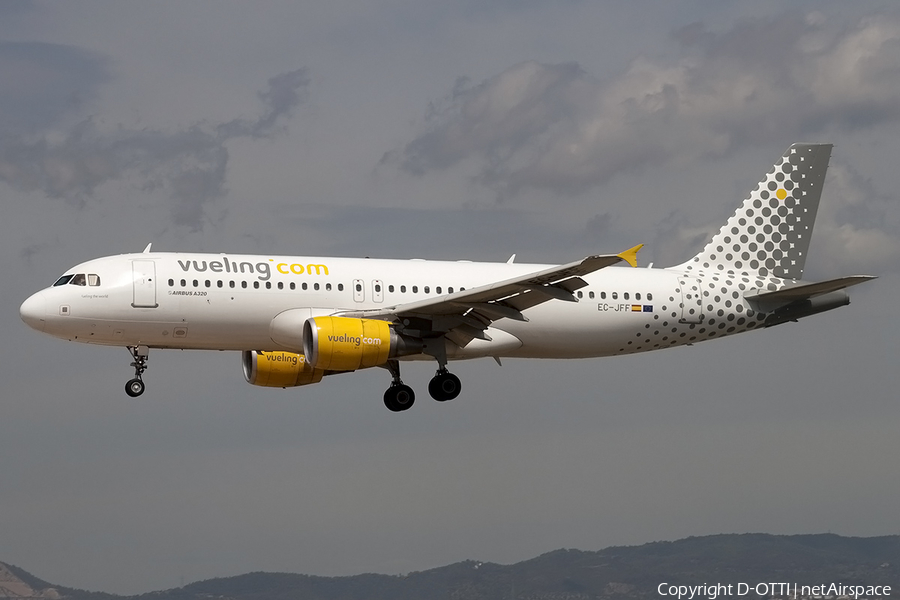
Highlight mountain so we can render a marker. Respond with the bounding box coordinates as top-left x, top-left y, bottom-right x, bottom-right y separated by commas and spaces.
3, 534, 898, 600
